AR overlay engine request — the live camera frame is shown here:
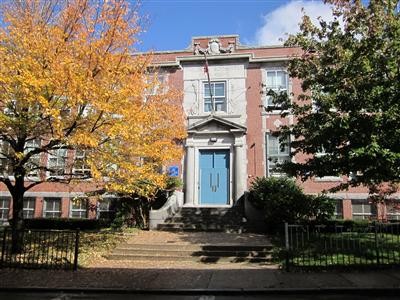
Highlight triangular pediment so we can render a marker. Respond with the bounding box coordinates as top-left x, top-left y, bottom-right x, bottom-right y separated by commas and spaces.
188, 115, 246, 133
